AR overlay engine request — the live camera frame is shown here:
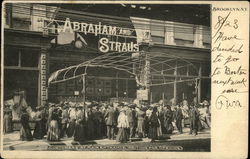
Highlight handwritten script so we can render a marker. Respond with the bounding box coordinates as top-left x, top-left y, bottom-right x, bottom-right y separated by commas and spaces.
212, 11, 247, 110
